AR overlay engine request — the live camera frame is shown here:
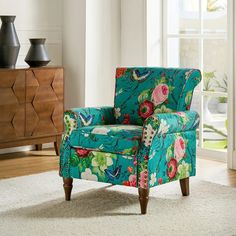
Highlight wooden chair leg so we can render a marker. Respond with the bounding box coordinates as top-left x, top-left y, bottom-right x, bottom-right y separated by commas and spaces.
63, 177, 73, 201
138, 188, 150, 214
179, 177, 189, 196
